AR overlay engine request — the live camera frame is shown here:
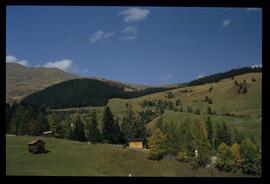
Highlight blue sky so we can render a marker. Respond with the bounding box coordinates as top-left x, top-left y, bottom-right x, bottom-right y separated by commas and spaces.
6, 6, 262, 85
